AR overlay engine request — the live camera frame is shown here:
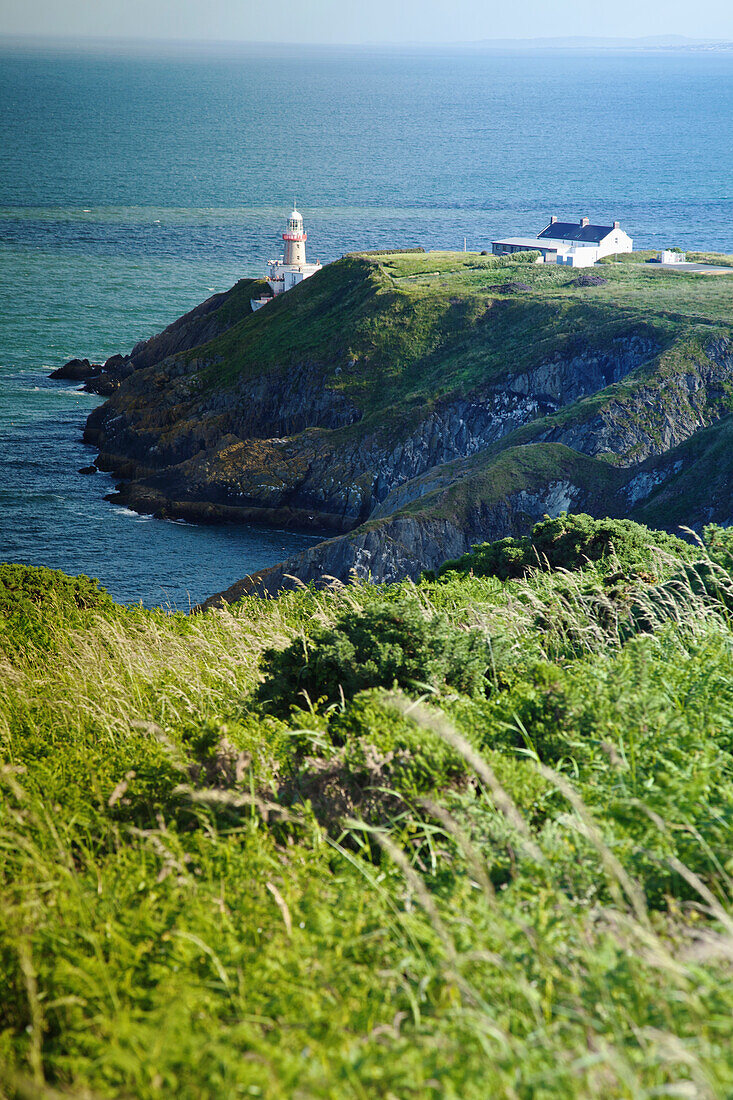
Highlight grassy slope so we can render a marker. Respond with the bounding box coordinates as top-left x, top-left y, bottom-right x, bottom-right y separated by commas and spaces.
394, 442, 624, 524
3, 546, 733, 1098
688, 252, 733, 268
189, 251, 733, 432
600, 250, 733, 269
